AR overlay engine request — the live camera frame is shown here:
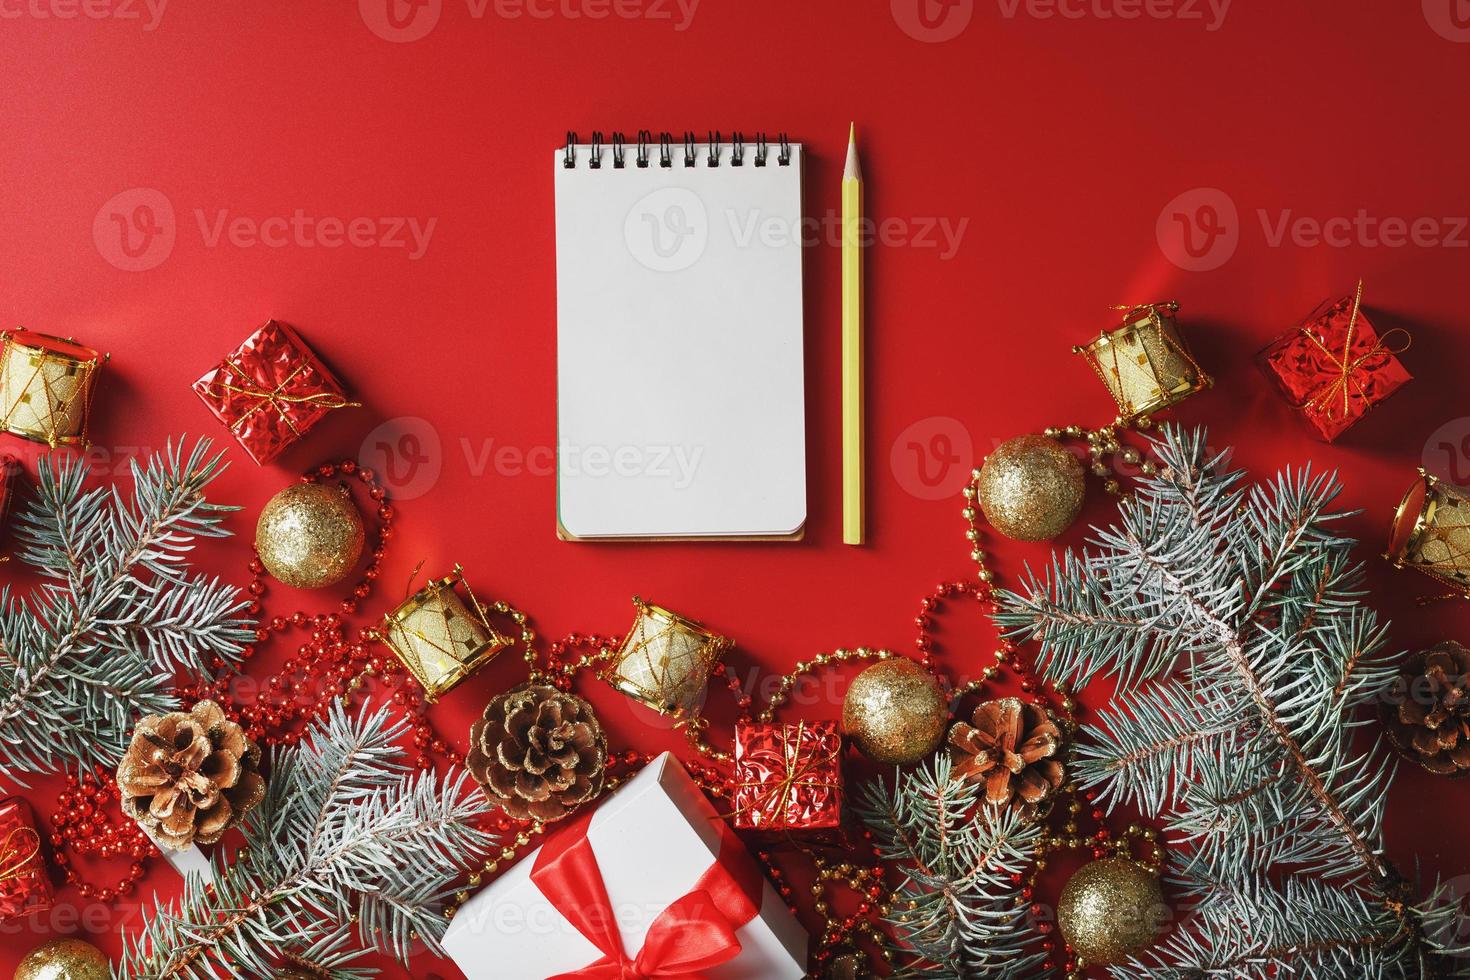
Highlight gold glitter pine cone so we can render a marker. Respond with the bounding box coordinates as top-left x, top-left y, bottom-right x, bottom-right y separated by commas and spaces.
1057, 857, 1167, 966
976, 434, 1086, 542
841, 659, 949, 766
255, 481, 364, 589
117, 700, 265, 851
467, 683, 608, 822
1383, 641, 1470, 777
949, 697, 1065, 818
